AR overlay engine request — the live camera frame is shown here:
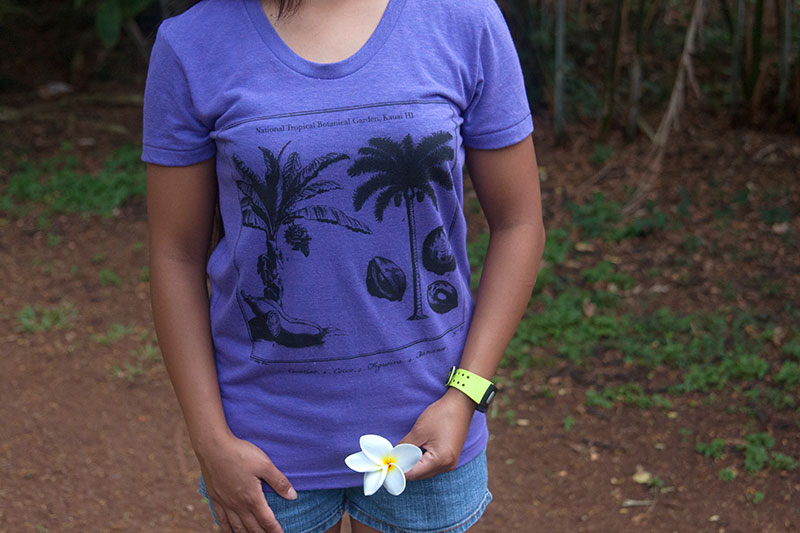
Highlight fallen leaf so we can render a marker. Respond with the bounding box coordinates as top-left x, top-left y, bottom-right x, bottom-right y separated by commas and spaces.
772, 222, 789, 235
516, 418, 530, 426
772, 326, 786, 346
632, 465, 652, 484
622, 499, 655, 507
583, 298, 596, 317
575, 242, 595, 252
